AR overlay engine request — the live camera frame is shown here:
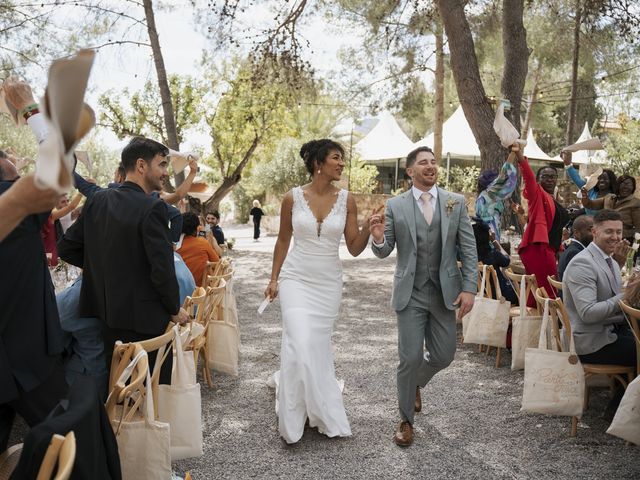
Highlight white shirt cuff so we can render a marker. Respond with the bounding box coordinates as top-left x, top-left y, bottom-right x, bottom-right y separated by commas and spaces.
372, 237, 386, 248
26, 113, 49, 144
